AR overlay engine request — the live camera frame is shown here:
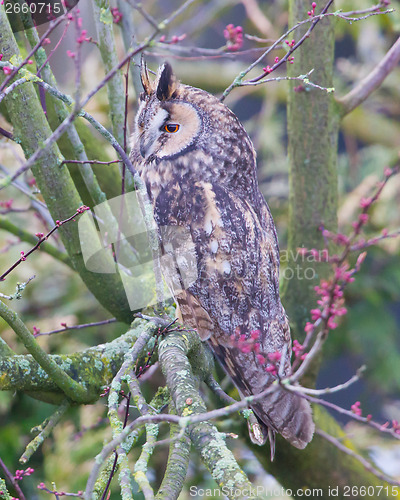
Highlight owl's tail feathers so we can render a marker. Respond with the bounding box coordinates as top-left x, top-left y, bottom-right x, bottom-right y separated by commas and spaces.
252, 387, 315, 451
208, 337, 314, 454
